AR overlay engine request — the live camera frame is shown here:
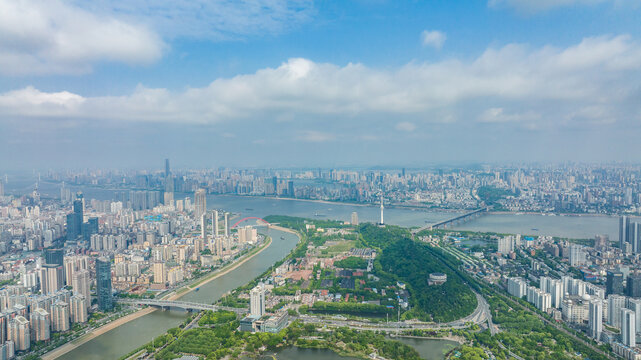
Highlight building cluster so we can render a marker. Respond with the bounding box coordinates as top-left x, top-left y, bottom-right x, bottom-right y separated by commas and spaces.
42, 164, 641, 213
